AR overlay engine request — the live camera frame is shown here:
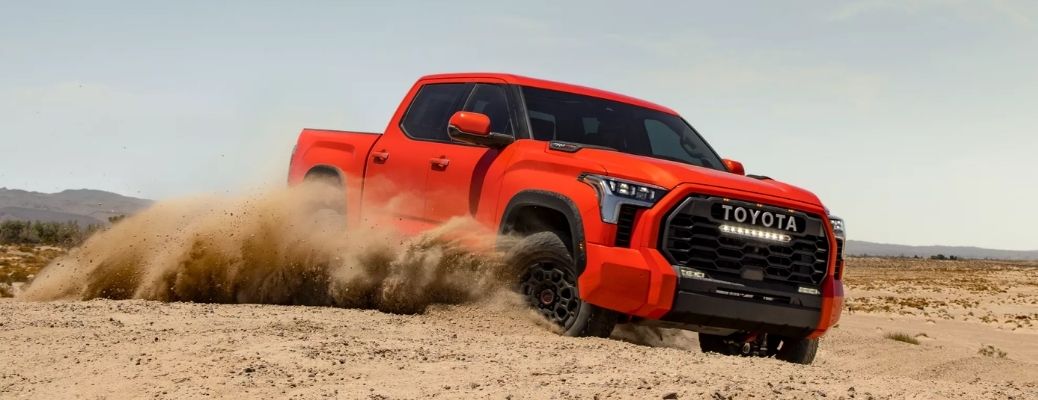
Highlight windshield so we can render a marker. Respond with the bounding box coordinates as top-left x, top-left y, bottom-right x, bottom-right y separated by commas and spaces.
522, 86, 725, 171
